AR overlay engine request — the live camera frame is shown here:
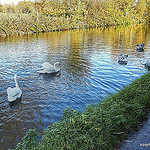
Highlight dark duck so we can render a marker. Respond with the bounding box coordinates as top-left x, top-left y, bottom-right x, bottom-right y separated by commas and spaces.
118, 54, 128, 65
136, 43, 144, 52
